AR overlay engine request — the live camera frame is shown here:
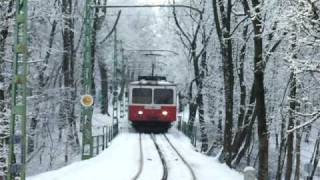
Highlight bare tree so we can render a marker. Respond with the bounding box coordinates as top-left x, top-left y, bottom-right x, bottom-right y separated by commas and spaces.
172, 0, 209, 152
59, 0, 78, 147
212, 0, 234, 165
242, 0, 269, 179
0, 0, 14, 175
